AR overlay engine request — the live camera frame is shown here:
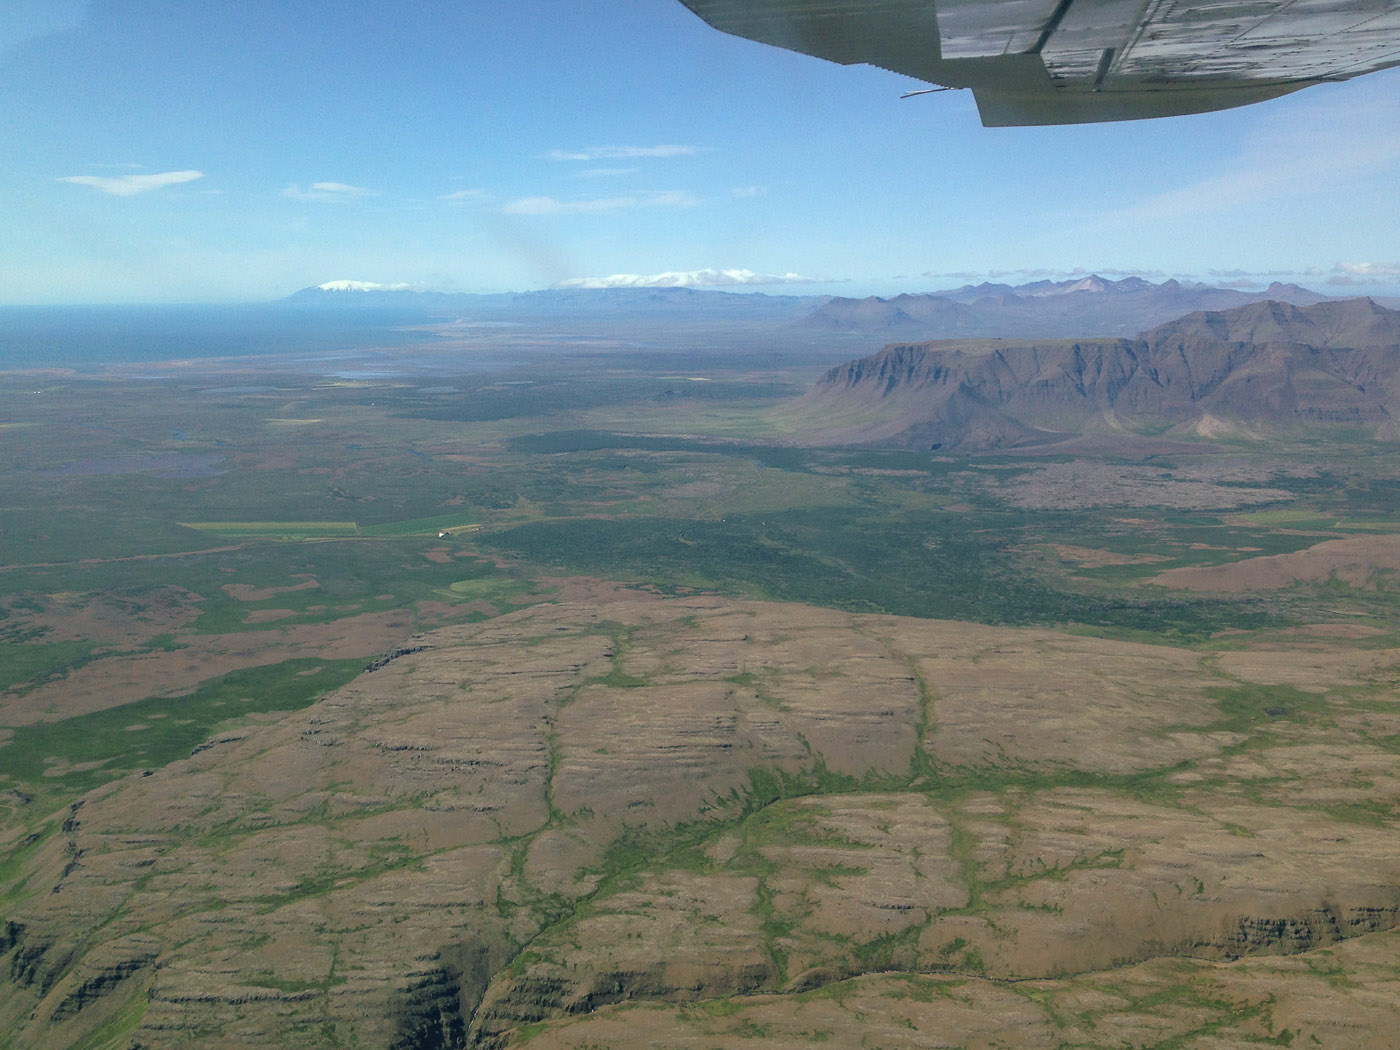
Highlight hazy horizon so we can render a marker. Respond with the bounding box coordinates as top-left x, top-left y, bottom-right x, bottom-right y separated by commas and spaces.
2, 271, 1394, 311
